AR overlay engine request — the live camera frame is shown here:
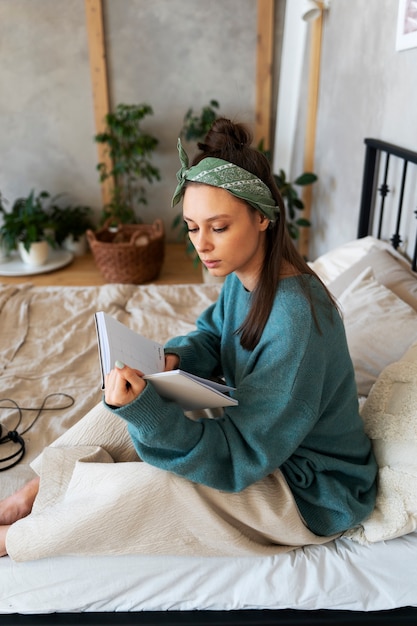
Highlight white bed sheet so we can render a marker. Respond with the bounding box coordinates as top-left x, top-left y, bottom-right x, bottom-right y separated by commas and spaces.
1, 533, 416, 613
